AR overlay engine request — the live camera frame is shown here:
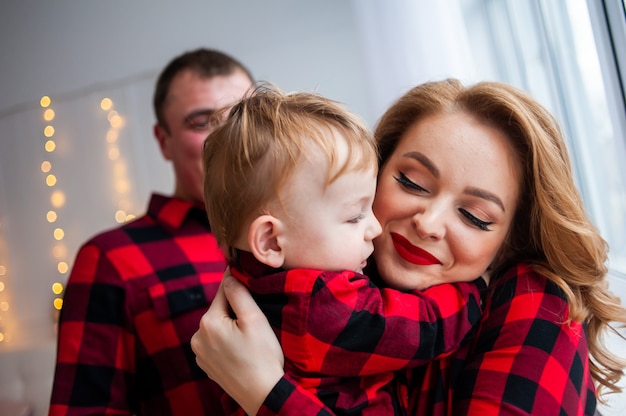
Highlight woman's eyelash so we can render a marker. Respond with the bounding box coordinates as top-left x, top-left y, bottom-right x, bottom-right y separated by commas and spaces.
394, 172, 428, 192
460, 208, 493, 231
394, 172, 492, 231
